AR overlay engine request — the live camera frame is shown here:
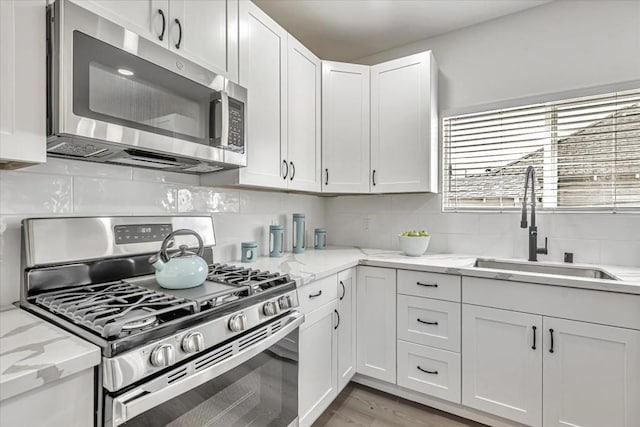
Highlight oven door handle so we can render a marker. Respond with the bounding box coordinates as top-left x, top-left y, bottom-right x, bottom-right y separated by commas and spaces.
110, 311, 304, 427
